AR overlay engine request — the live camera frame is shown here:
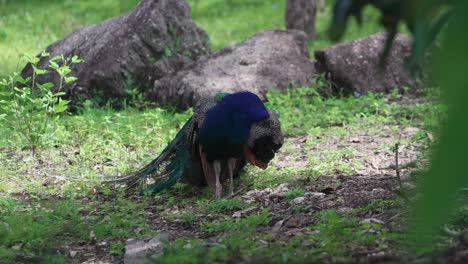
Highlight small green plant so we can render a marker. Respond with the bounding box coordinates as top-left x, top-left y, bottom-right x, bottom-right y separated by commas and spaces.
110, 242, 125, 256
181, 212, 198, 227
201, 209, 270, 234
121, 76, 152, 109
0, 197, 22, 215
173, 182, 189, 191
206, 198, 245, 213
307, 210, 396, 257
0, 52, 82, 156
285, 188, 305, 200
